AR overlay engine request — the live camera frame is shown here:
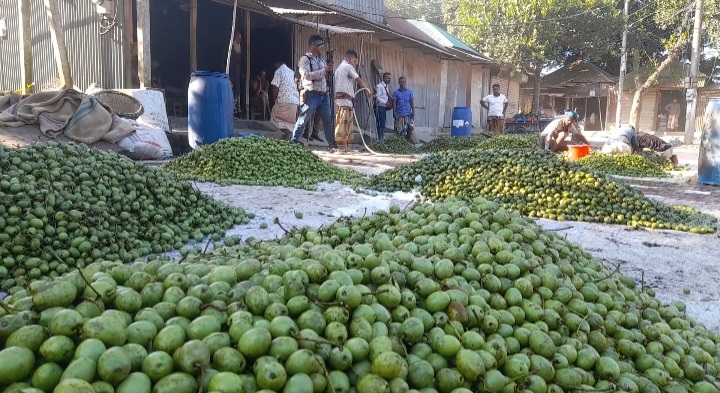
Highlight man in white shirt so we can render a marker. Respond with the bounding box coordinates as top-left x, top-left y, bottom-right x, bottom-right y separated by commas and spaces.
374, 72, 393, 141
480, 83, 509, 134
270, 58, 300, 140
334, 49, 372, 153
